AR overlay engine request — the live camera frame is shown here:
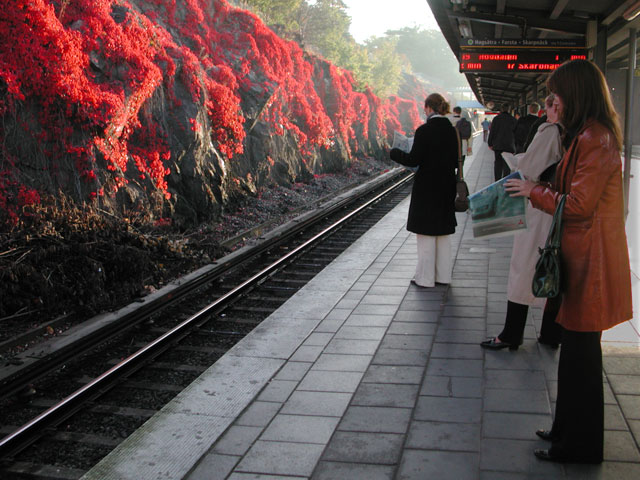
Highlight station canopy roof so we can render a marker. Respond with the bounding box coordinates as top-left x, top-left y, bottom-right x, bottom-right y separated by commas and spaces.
427, 0, 640, 109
